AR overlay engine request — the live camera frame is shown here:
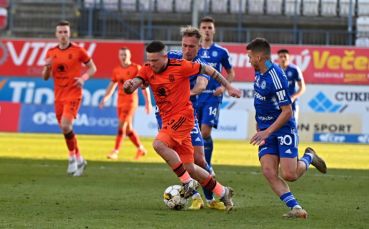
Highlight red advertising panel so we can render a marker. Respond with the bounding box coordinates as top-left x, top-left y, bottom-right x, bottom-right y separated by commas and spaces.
0, 102, 21, 132
0, 39, 145, 78
223, 43, 369, 84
